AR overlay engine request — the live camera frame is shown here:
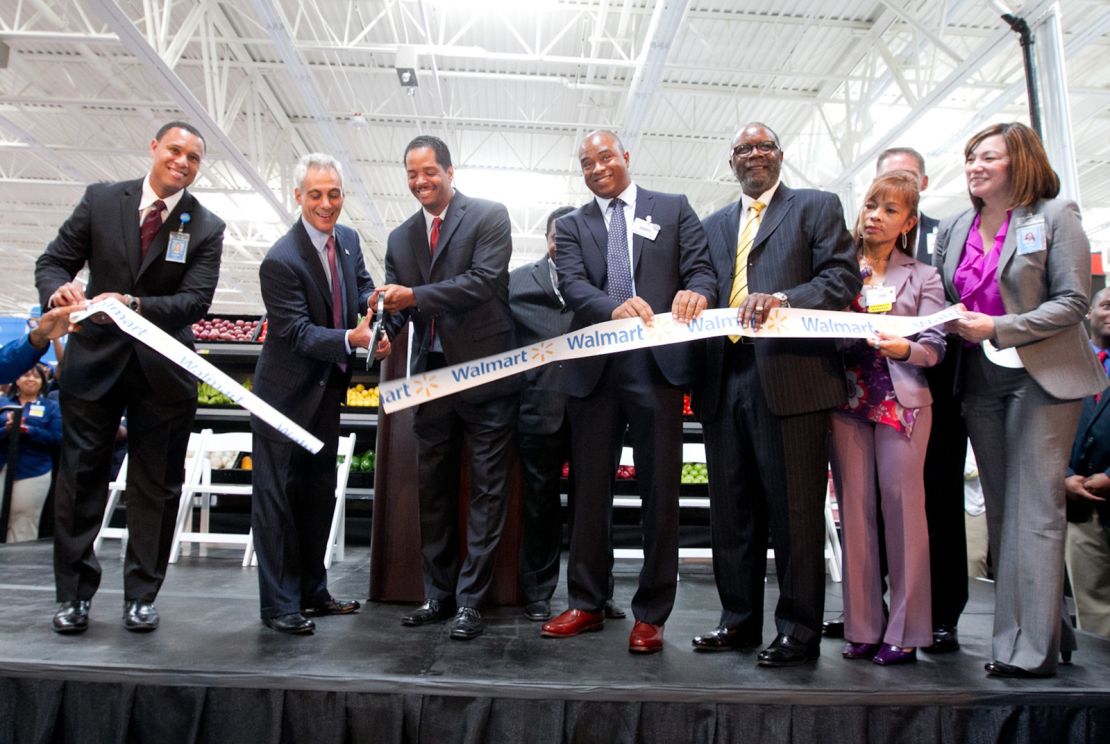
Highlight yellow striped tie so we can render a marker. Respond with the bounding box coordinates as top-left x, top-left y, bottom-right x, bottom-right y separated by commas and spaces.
728, 201, 765, 342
